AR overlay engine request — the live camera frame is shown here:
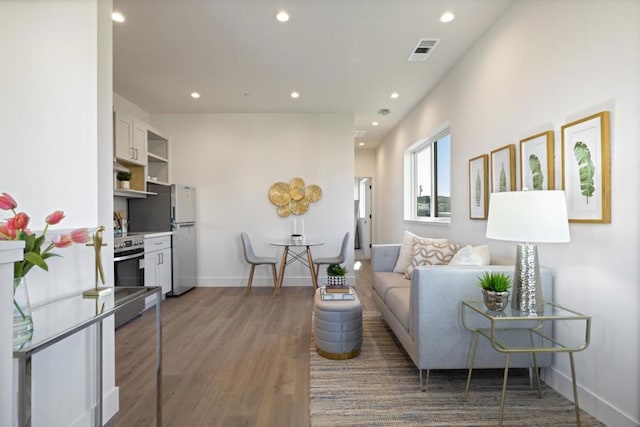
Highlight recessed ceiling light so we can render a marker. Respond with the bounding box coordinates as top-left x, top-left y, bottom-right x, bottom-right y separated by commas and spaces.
372, 121, 379, 126
276, 11, 290, 22
390, 92, 399, 99
290, 91, 300, 98
440, 11, 455, 23
190, 92, 201, 99
112, 11, 125, 23
359, 142, 365, 146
